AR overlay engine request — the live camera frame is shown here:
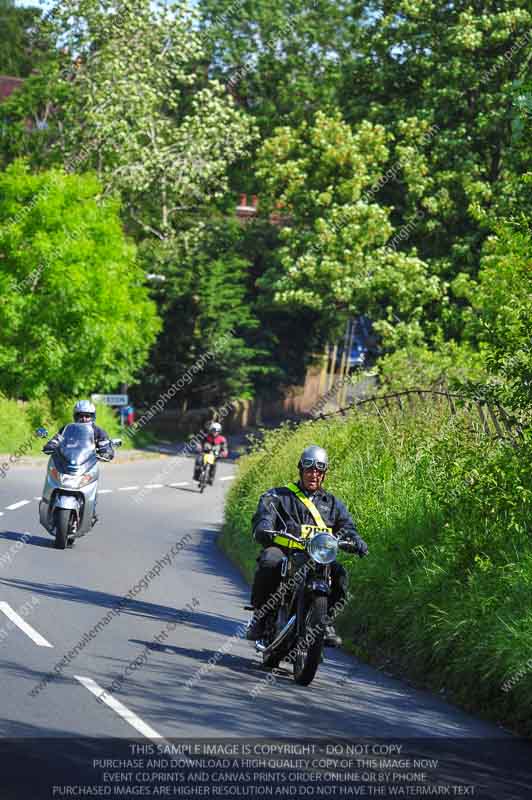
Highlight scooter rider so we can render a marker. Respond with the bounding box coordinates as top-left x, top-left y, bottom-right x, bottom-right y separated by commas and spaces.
43, 401, 115, 524
246, 445, 368, 647
193, 422, 229, 485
